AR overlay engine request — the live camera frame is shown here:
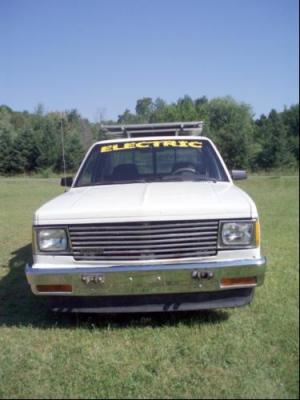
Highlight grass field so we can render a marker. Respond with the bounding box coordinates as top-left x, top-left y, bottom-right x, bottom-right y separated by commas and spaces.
0, 176, 298, 399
